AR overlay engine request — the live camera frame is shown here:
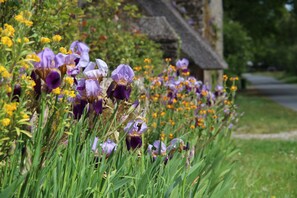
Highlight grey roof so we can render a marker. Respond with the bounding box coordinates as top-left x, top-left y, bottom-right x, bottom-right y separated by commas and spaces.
138, 17, 179, 42
137, 0, 228, 70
